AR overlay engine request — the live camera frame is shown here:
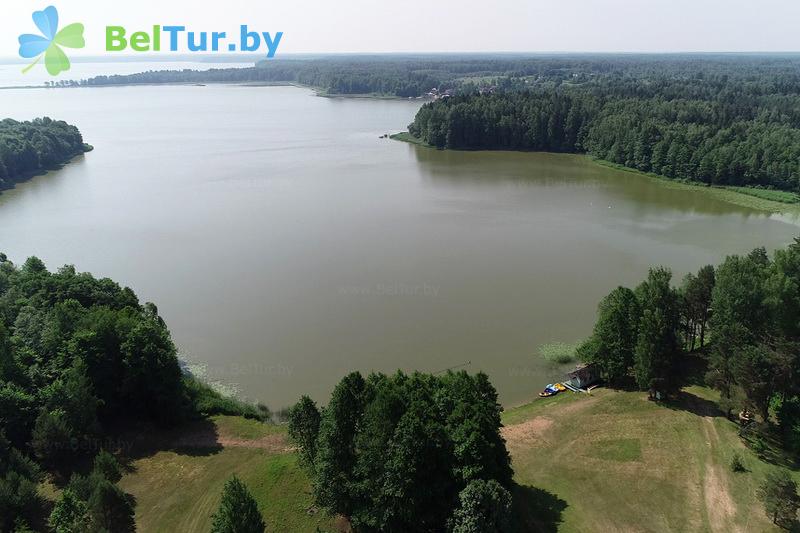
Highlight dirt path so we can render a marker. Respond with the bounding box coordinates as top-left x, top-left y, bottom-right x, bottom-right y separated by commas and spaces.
678, 391, 740, 533
170, 431, 291, 453
502, 395, 599, 449
502, 417, 554, 448
121, 419, 293, 455
216, 434, 292, 452
699, 416, 739, 533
